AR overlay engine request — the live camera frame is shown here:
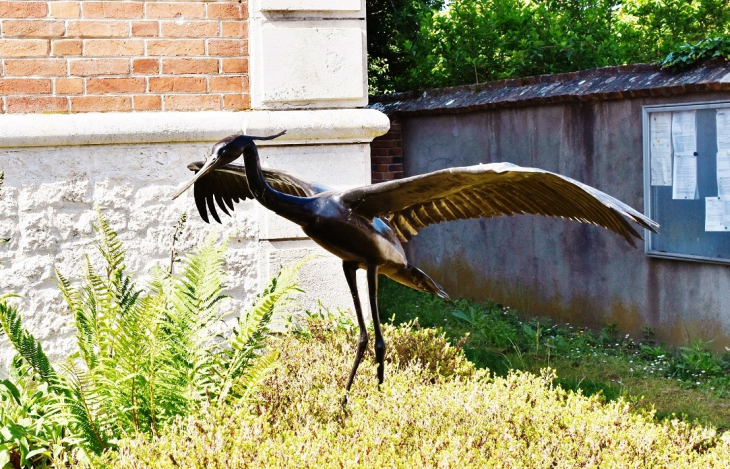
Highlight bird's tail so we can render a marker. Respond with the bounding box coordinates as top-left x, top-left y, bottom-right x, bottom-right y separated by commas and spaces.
390, 264, 450, 299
